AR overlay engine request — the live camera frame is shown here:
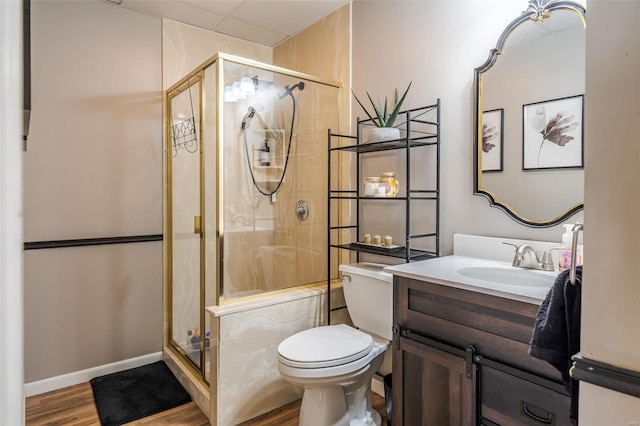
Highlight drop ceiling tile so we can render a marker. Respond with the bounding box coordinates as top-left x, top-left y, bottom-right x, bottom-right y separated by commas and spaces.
177, 0, 242, 16
121, 0, 225, 30
231, 1, 349, 35
216, 16, 289, 46
115, 0, 351, 47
